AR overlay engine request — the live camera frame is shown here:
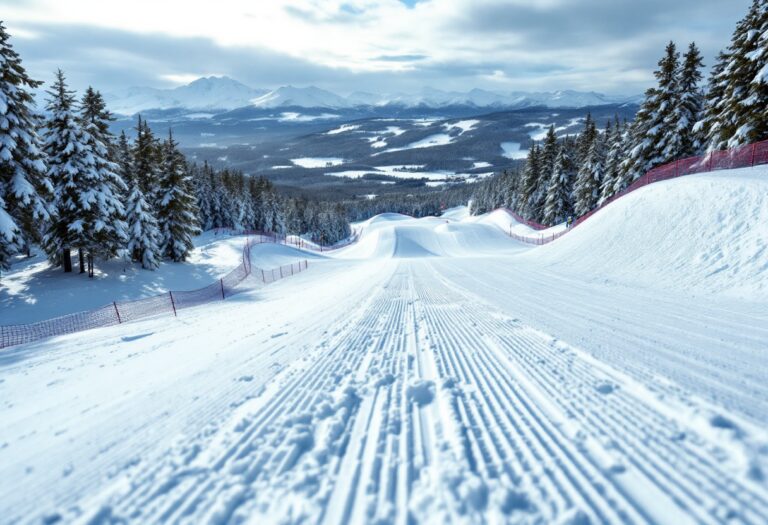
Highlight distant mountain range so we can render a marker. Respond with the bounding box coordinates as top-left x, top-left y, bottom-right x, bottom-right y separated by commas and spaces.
104, 76, 642, 116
